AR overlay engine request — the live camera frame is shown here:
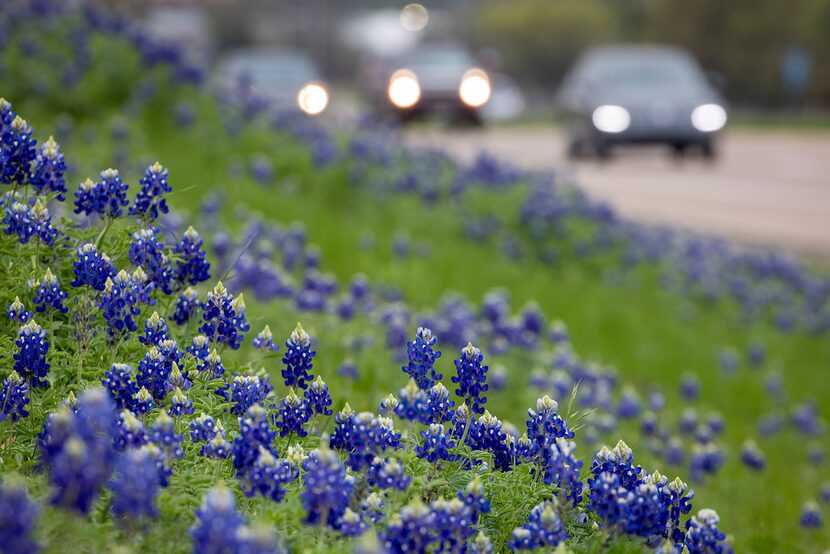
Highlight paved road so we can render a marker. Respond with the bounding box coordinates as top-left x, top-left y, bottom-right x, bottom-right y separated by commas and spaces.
406, 126, 830, 259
